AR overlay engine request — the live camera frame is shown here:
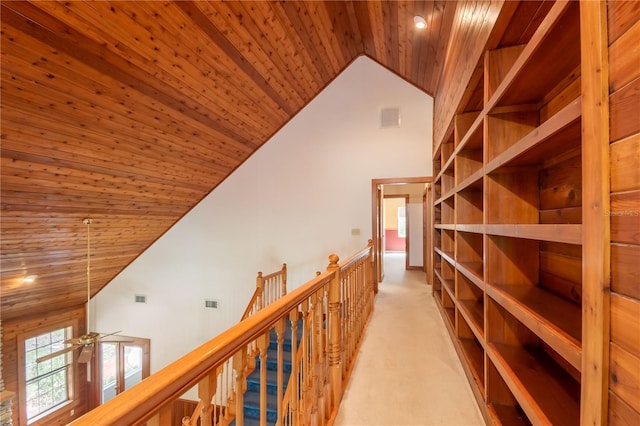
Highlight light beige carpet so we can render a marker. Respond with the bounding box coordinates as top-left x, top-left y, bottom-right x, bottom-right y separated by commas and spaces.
333, 253, 485, 426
